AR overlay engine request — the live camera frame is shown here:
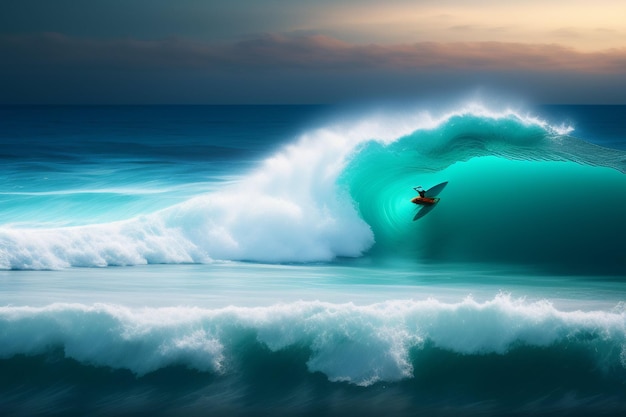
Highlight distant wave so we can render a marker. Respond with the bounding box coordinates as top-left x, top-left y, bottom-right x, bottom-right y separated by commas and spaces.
1, 103, 625, 270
